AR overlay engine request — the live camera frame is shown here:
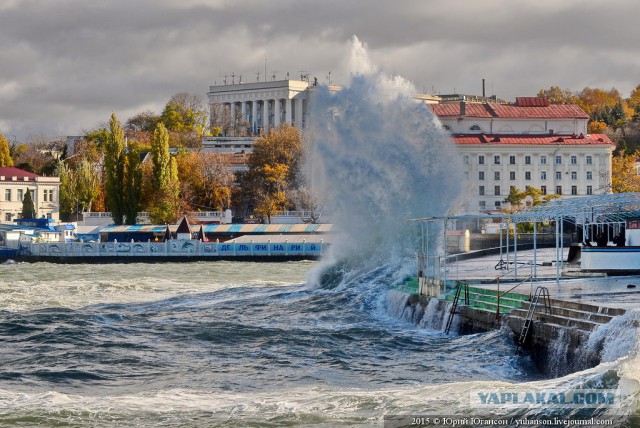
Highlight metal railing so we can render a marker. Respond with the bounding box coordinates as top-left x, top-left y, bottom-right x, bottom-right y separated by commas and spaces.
517, 286, 552, 350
